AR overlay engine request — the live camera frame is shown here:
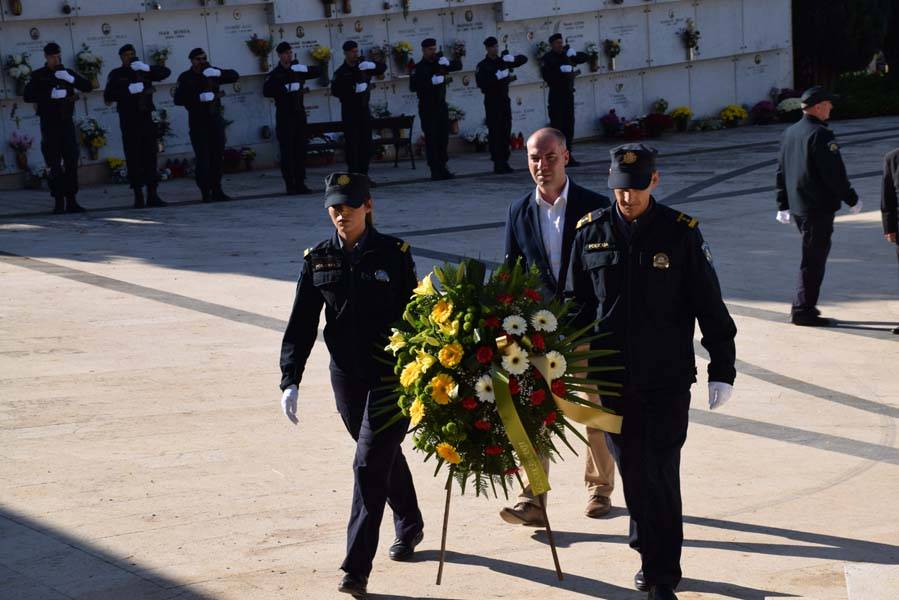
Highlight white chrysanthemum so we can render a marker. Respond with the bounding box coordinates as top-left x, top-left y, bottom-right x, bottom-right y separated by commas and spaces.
501, 343, 530, 375
475, 374, 495, 403
531, 309, 558, 333
545, 350, 567, 380
502, 314, 527, 336
9, 67, 20, 78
